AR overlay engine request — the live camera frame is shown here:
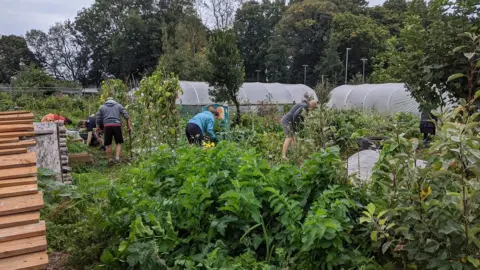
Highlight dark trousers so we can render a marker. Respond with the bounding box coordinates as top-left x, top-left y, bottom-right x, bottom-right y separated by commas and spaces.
186, 123, 203, 145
